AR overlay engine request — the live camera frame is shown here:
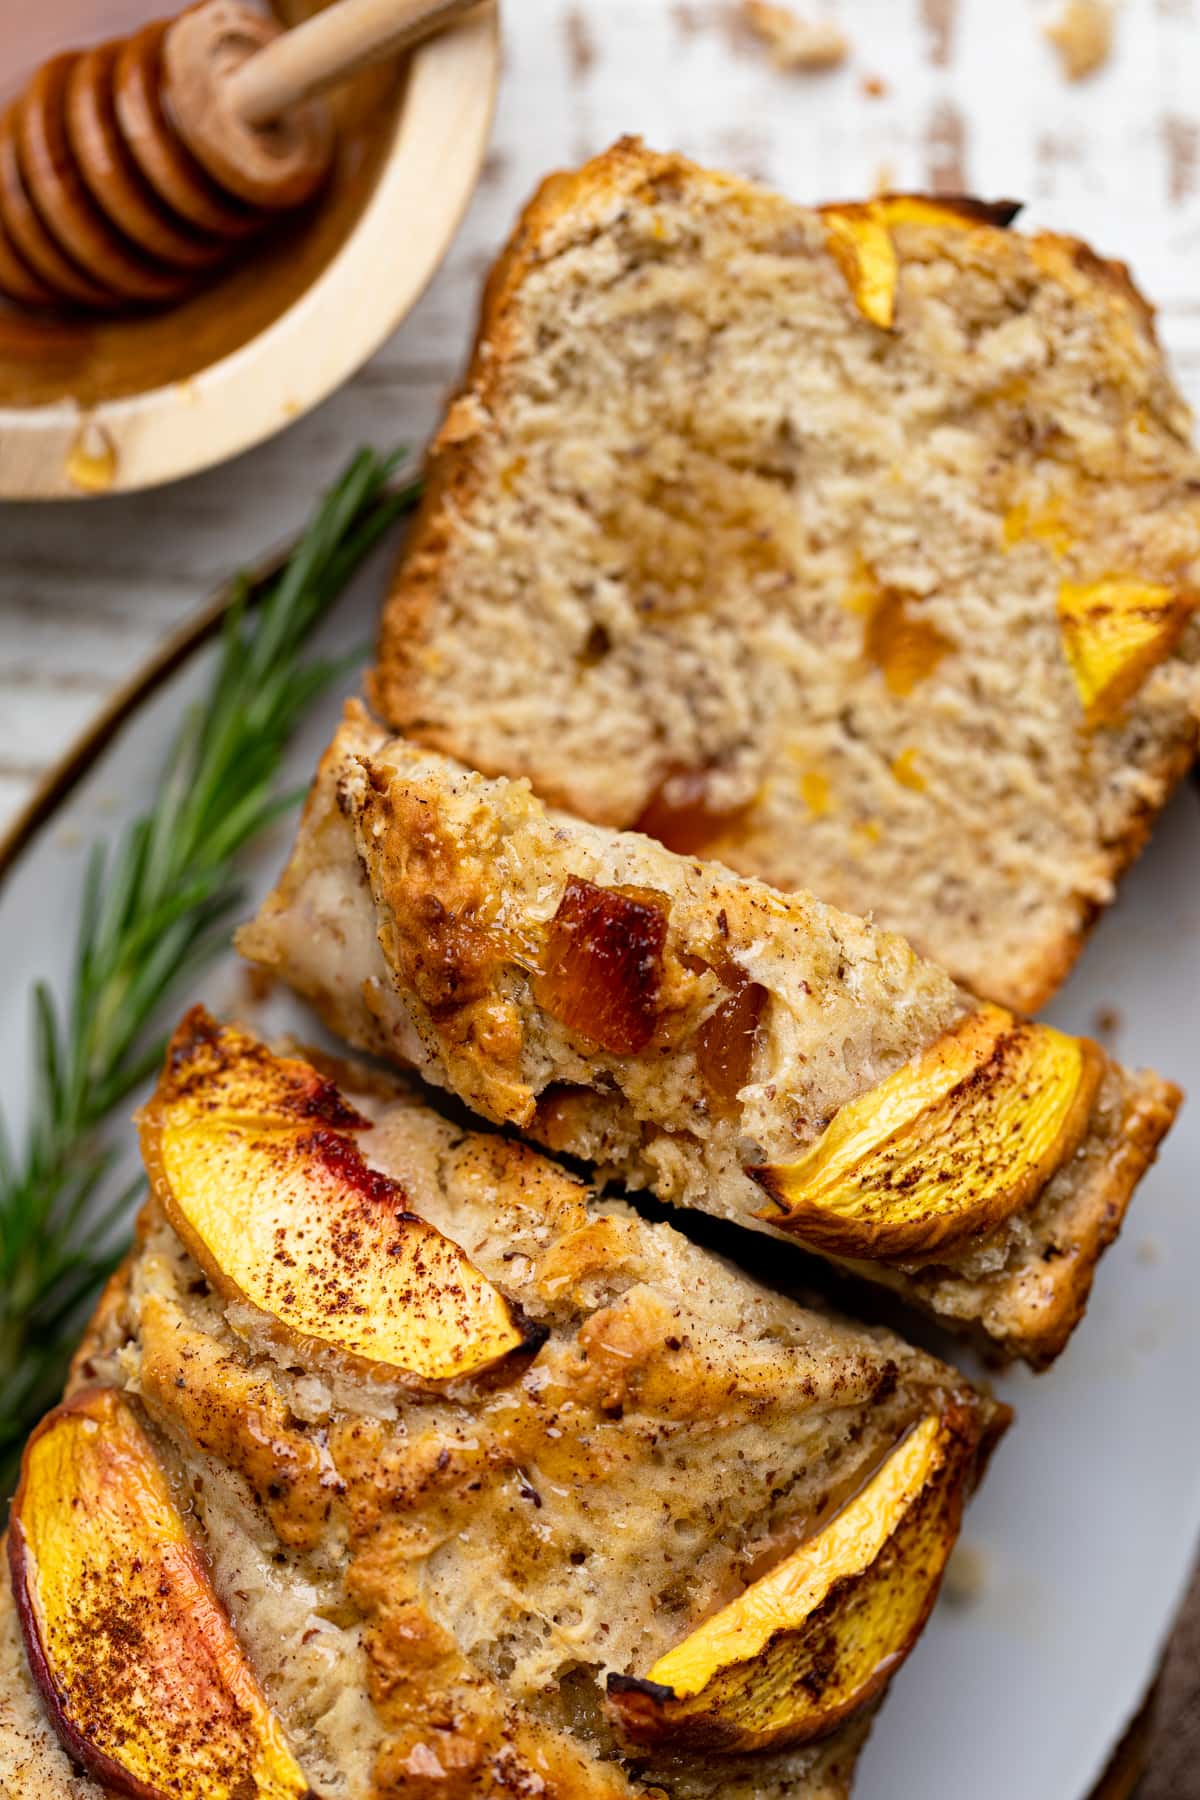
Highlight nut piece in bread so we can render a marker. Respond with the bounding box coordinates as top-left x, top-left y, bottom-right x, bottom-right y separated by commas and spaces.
370, 139, 1200, 1014
1, 1018, 1007, 1800
239, 707, 1180, 1368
